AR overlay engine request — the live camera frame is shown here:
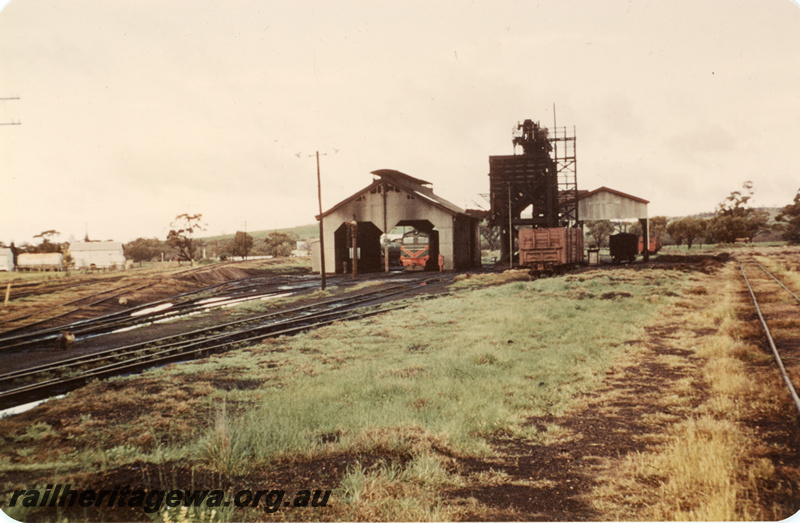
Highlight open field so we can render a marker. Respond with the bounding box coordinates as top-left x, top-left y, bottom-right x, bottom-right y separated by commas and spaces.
1, 248, 800, 521
201, 224, 320, 243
